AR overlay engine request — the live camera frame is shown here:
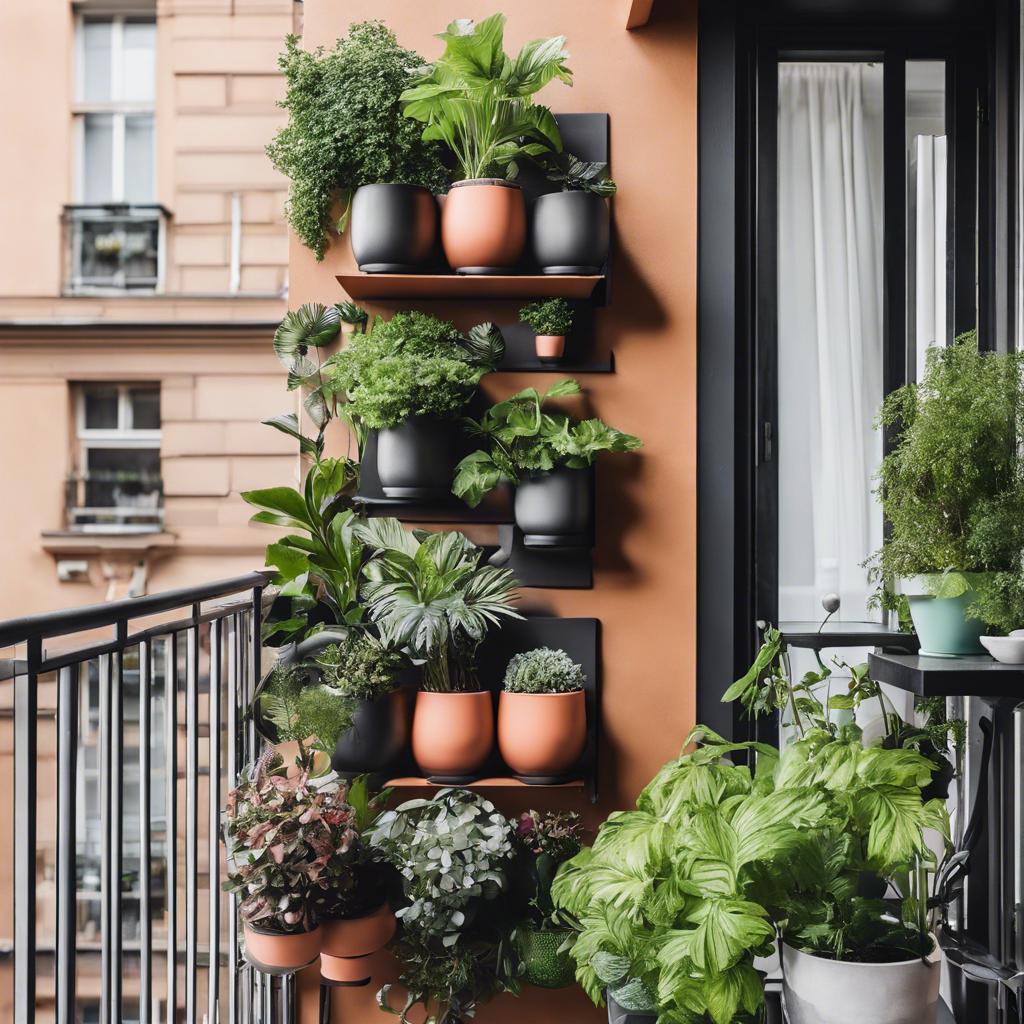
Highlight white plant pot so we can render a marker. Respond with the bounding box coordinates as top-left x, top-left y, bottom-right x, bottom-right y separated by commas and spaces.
782, 940, 941, 1024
